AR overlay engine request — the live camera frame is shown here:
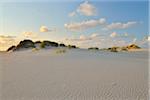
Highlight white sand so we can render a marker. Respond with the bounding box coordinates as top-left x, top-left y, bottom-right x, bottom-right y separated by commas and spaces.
0, 49, 149, 100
